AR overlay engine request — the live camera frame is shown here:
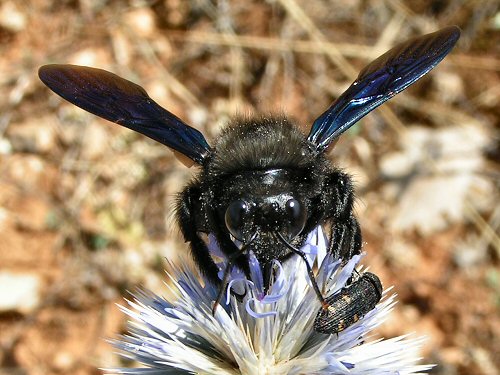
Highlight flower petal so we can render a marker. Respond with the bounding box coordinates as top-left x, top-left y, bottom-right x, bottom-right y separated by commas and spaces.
110, 226, 432, 375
